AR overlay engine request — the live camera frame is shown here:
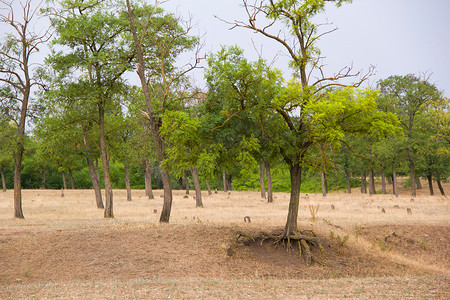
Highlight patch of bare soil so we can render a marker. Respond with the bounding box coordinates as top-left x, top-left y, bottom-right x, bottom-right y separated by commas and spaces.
0, 223, 447, 287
